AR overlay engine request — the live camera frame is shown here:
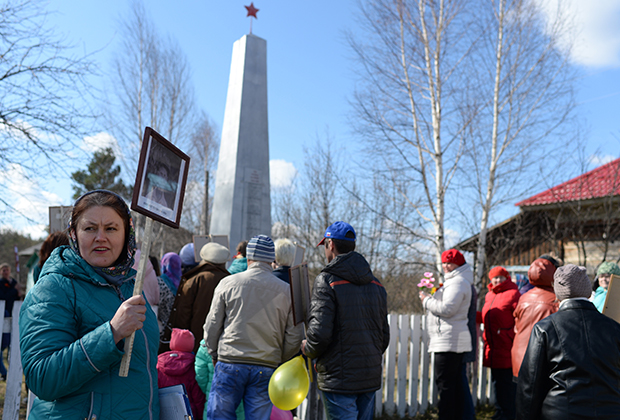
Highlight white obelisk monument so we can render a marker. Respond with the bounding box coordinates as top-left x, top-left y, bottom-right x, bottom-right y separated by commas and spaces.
209, 33, 271, 254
